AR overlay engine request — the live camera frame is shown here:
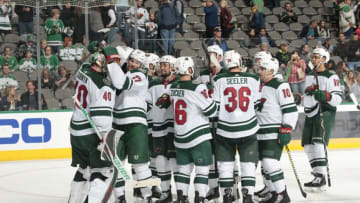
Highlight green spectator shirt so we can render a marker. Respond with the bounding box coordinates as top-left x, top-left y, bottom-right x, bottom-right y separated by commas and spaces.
0, 56, 18, 71
44, 18, 65, 46
40, 55, 60, 74
251, 0, 263, 12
